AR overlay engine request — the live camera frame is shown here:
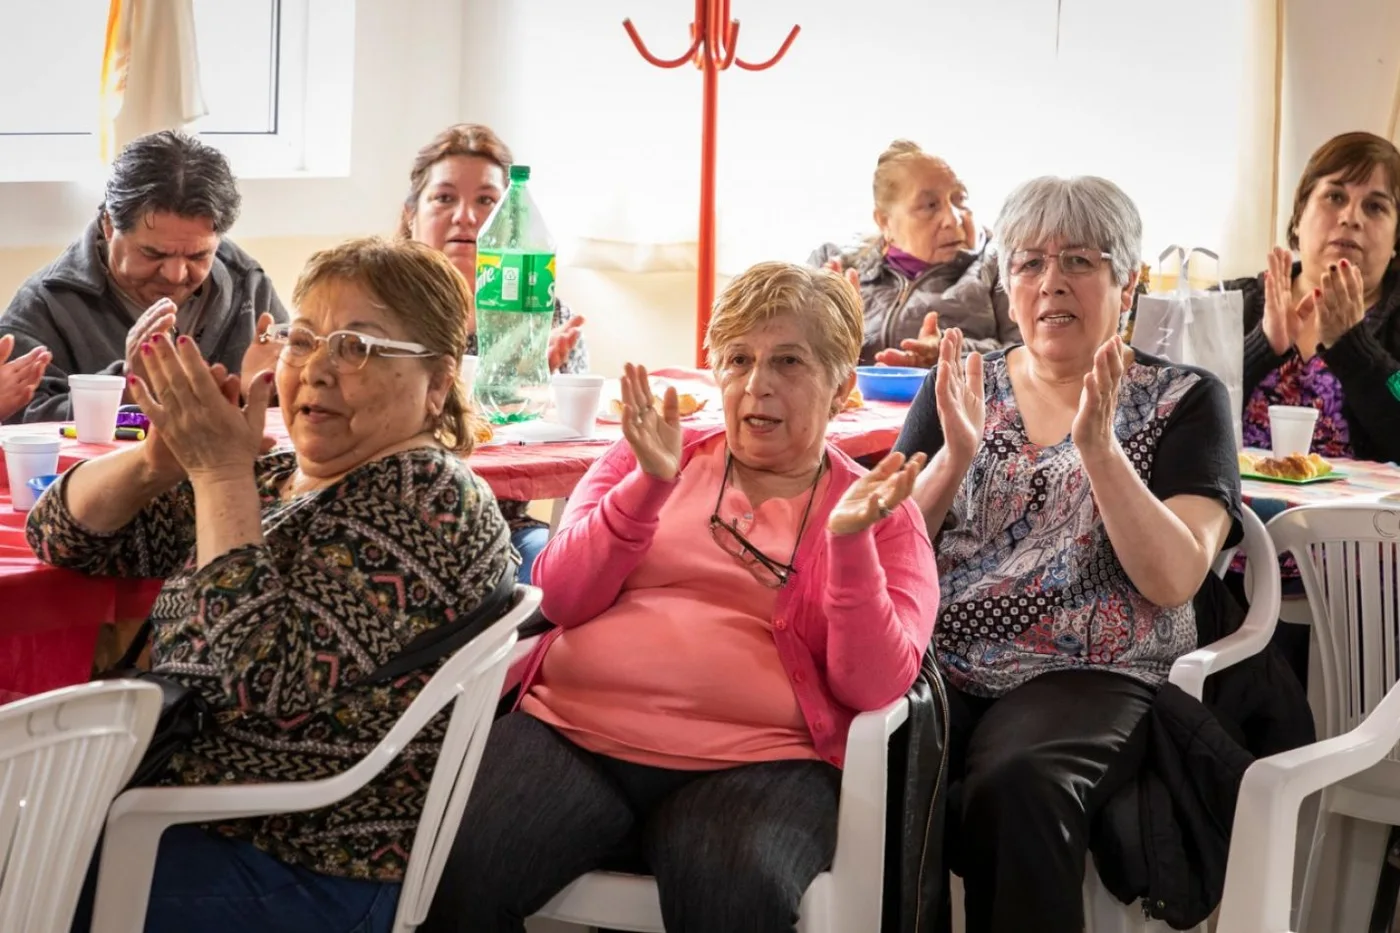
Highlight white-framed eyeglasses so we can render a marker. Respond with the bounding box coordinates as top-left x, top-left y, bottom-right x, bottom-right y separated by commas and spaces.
262, 323, 437, 372
1008, 248, 1114, 278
